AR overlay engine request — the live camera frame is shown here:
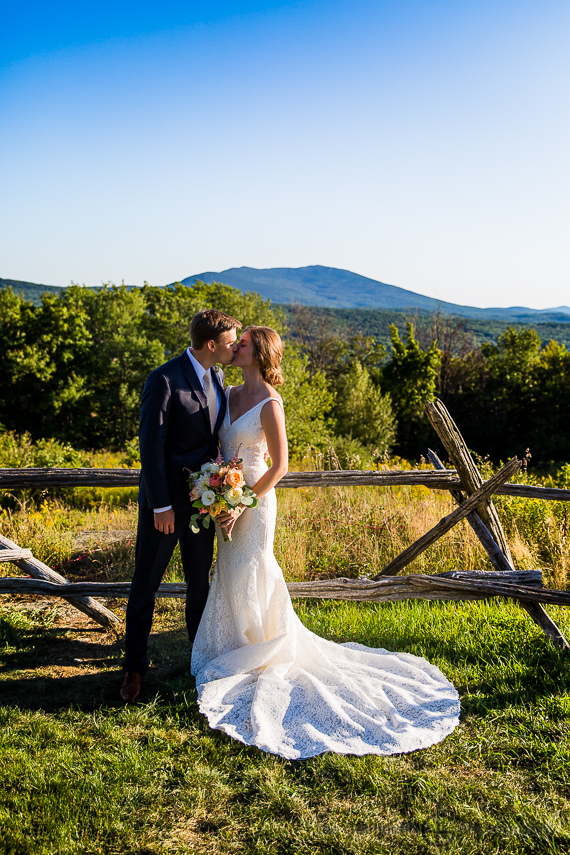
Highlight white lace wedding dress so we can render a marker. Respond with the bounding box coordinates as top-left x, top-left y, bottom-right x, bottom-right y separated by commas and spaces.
191, 390, 460, 759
